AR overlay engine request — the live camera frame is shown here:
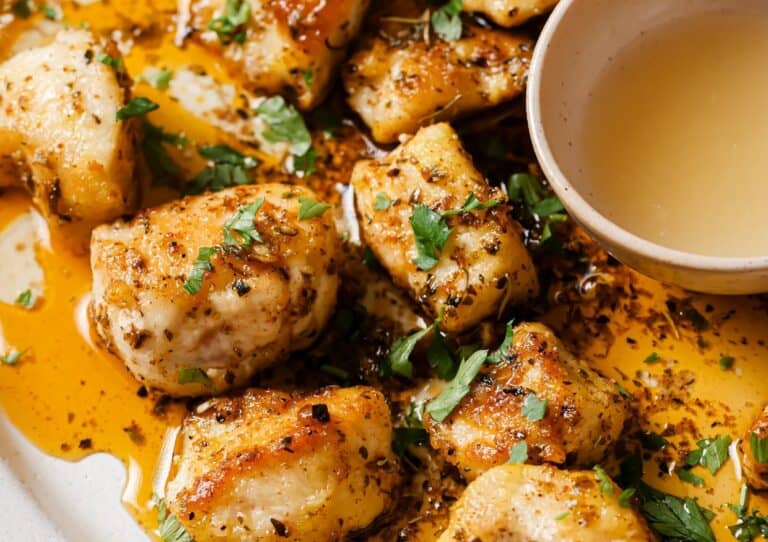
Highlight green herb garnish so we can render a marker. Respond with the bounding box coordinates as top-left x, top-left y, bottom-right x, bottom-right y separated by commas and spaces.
506, 441, 528, 464
440, 192, 500, 216
208, 0, 251, 45
39, 5, 59, 20
182, 247, 216, 295
426, 349, 488, 422
619, 487, 637, 508
223, 199, 264, 247
392, 427, 428, 456
640, 431, 669, 451
1, 349, 27, 365
154, 495, 193, 542
431, 0, 463, 41
728, 484, 768, 542
750, 432, 768, 464
184, 145, 258, 195
427, 331, 455, 380
98, 53, 122, 69
297, 197, 330, 220
374, 192, 392, 211
15, 289, 34, 309
720, 355, 735, 370
644, 352, 661, 364
521, 392, 547, 422
410, 204, 452, 271
486, 320, 514, 364
386, 315, 442, 378
145, 68, 173, 90
11, 0, 31, 18
256, 96, 314, 174
302, 70, 314, 87
685, 435, 732, 475
594, 465, 614, 495
177, 367, 215, 389
676, 468, 705, 487
116, 97, 158, 120
142, 122, 187, 186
